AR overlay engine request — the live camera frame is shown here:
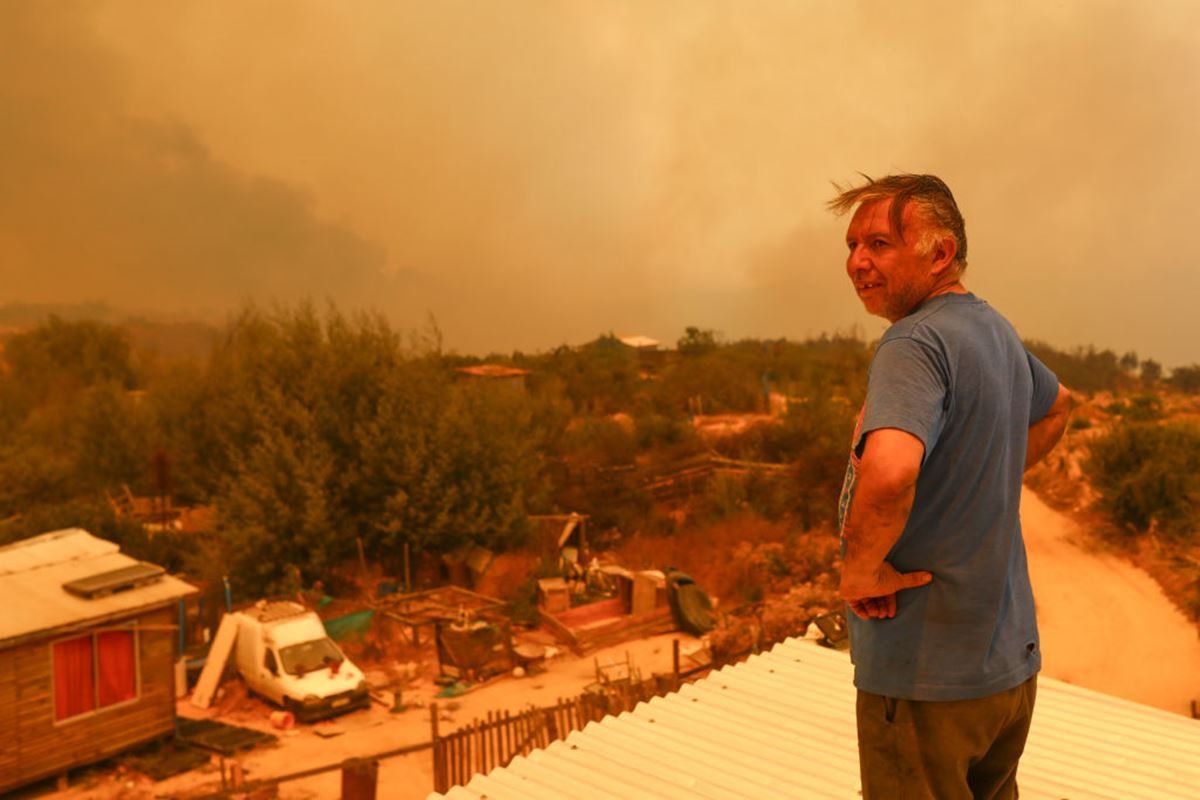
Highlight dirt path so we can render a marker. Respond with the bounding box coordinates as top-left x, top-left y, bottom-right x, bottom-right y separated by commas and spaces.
1022, 489, 1200, 716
